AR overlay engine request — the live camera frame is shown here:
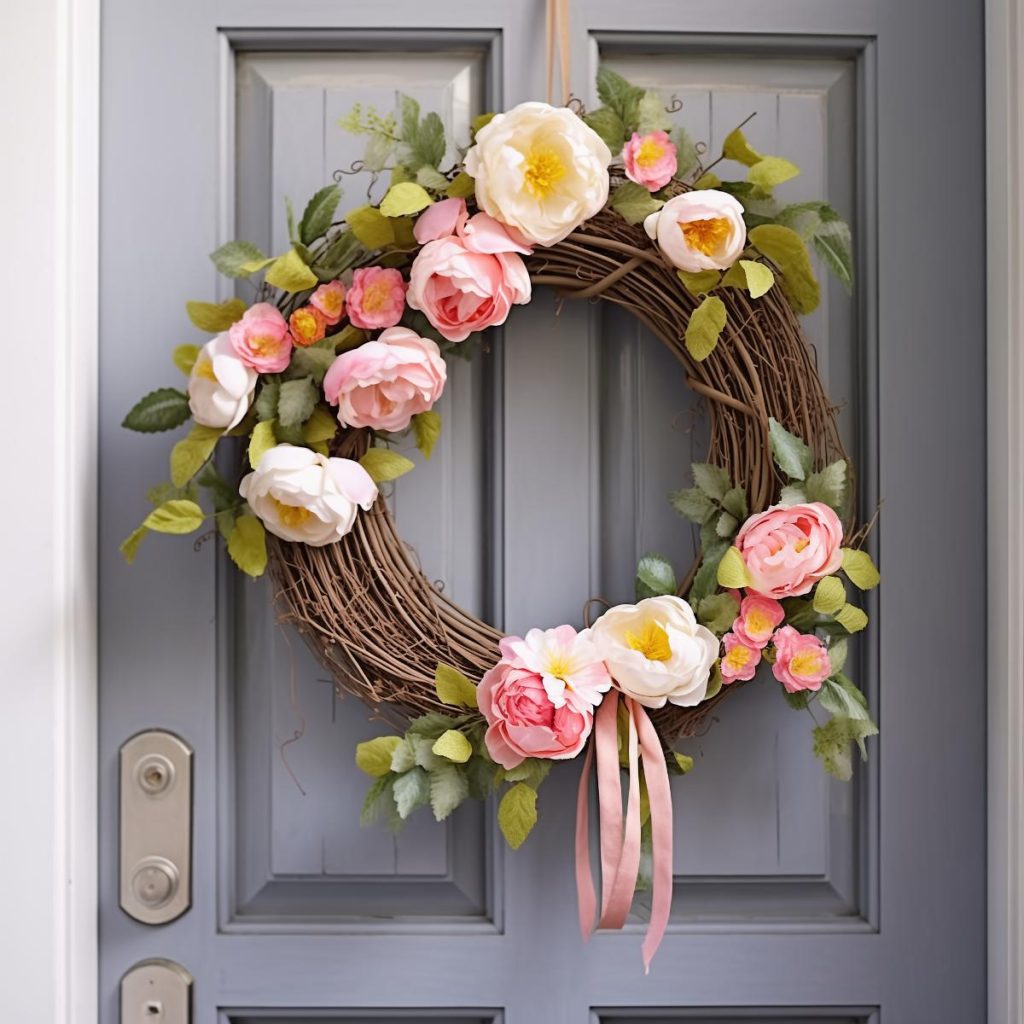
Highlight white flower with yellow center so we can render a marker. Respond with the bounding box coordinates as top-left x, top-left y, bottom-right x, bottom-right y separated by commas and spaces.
187, 332, 257, 430
586, 595, 719, 708
504, 624, 613, 711
464, 101, 612, 247
238, 444, 378, 546
643, 189, 747, 272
